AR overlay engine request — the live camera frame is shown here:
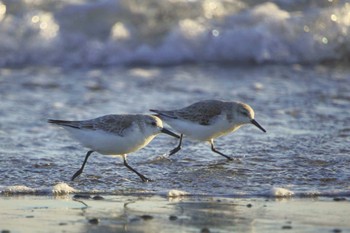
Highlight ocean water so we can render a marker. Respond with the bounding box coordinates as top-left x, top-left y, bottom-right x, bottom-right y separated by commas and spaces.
0, 0, 349, 198
0, 64, 349, 197
0, 0, 349, 67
